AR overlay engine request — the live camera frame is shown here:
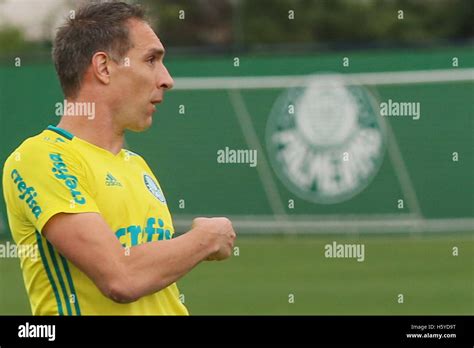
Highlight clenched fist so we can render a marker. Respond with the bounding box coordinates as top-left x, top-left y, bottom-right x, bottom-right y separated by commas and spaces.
192, 217, 236, 261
